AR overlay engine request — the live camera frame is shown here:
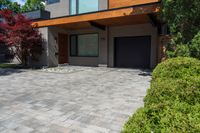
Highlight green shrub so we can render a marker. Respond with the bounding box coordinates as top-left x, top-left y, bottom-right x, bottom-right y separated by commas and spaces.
122, 102, 200, 133
0, 63, 17, 68
121, 57, 200, 133
152, 57, 200, 80
191, 32, 200, 60
145, 77, 200, 106
174, 44, 191, 58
